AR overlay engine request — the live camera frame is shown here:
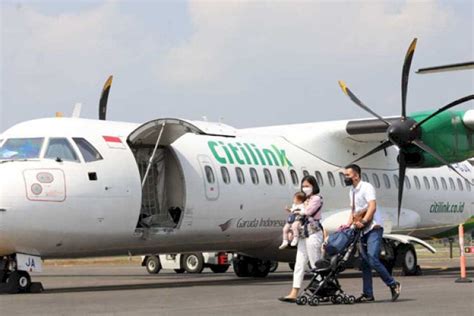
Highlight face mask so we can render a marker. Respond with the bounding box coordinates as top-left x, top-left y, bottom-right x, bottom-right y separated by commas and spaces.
302, 187, 313, 196
344, 177, 353, 186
